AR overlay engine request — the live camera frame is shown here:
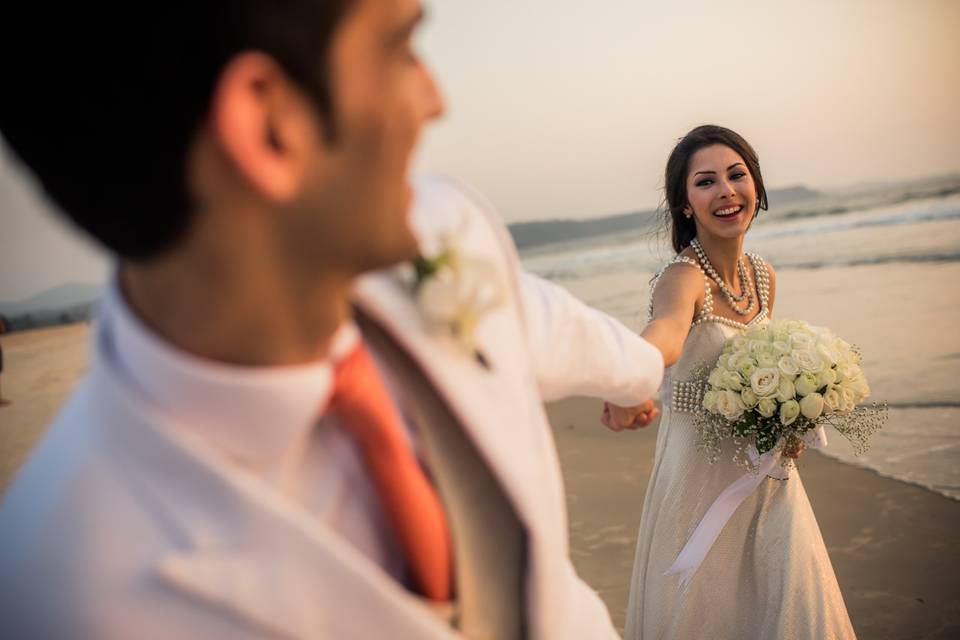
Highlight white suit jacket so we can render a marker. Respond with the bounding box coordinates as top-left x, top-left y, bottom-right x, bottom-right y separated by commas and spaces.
0, 176, 663, 638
